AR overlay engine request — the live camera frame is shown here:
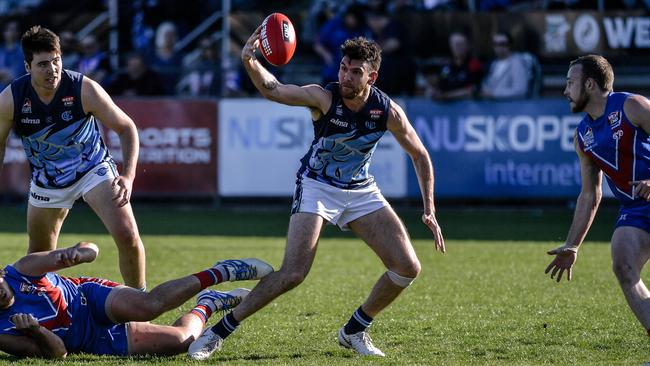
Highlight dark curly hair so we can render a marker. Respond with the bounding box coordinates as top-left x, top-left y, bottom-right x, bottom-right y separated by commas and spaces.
340, 37, 382, 72
21, 25, 60, 64
569, 54, 614, 92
